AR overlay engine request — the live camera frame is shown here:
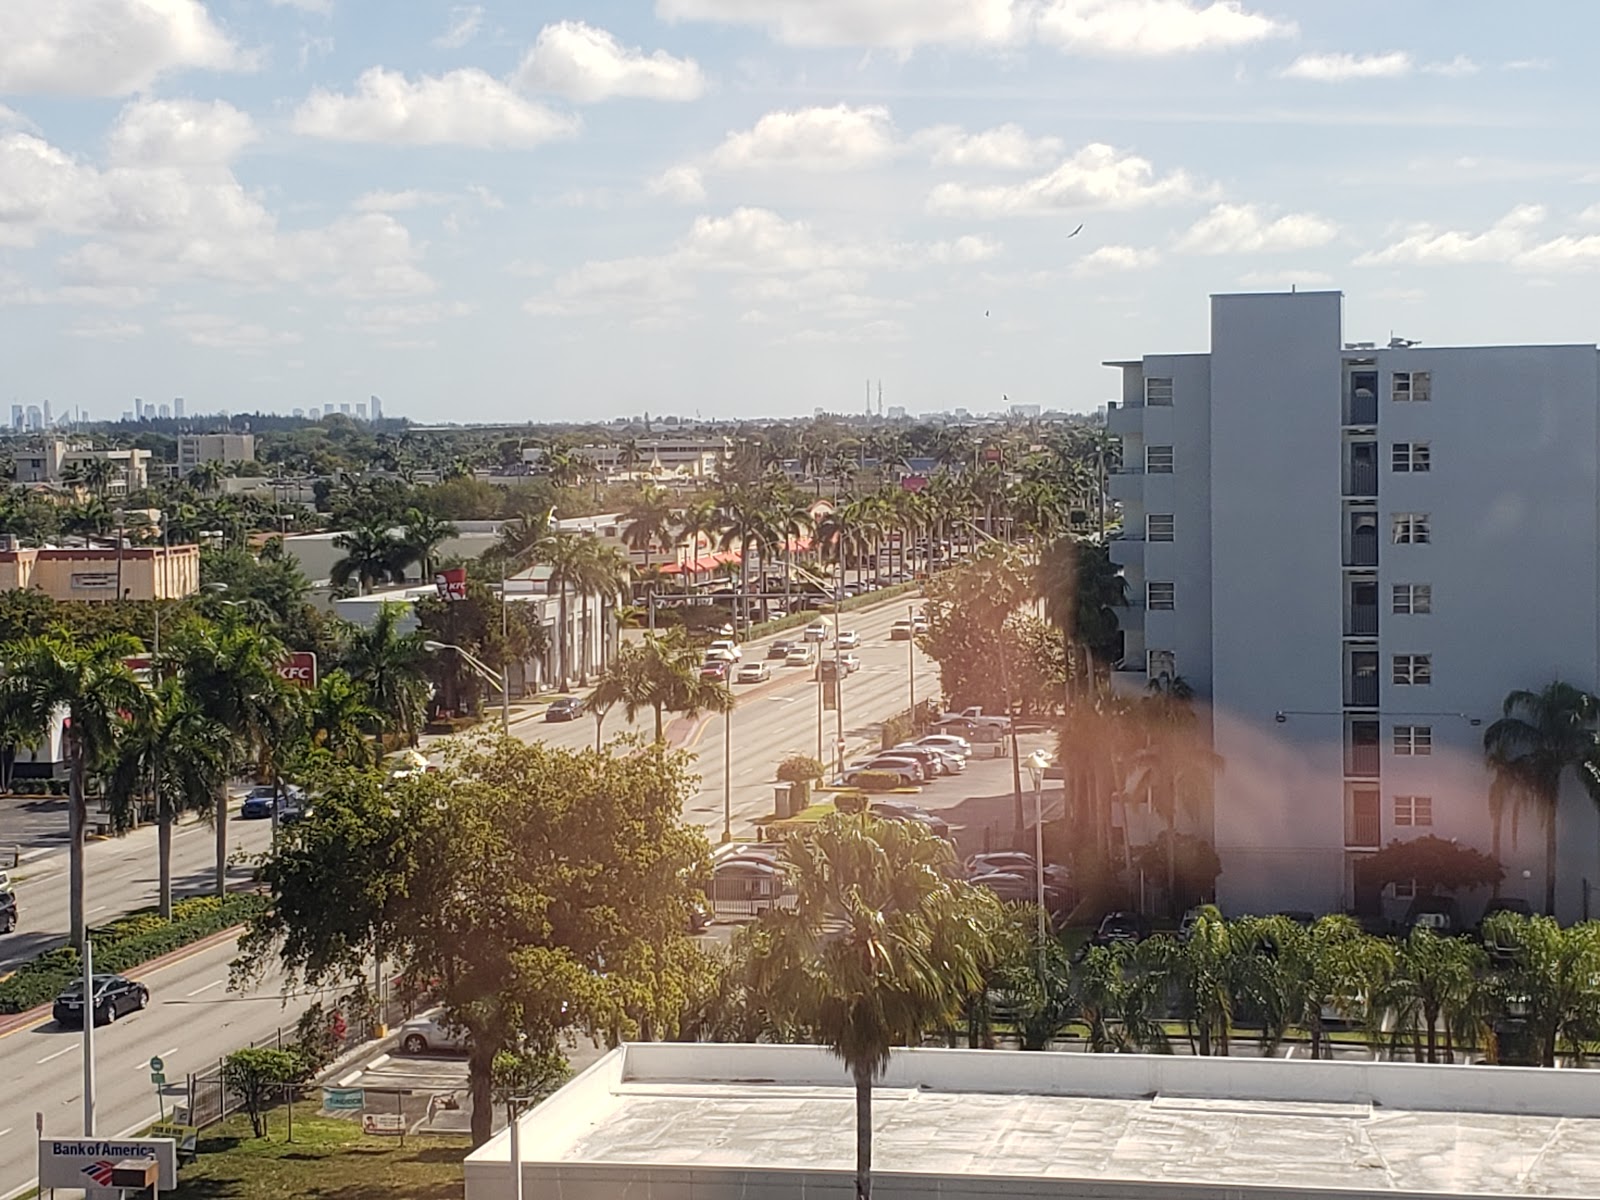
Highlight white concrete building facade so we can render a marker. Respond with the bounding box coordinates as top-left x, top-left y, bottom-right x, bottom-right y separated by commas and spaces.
1108, 291, 1600, 922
